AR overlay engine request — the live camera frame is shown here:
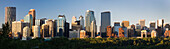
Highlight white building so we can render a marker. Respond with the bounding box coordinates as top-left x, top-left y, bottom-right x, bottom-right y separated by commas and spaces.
33, 25, 40, 38
22, 26, 30, 40
141, 30, 147, 38
90, 21, 97, 38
